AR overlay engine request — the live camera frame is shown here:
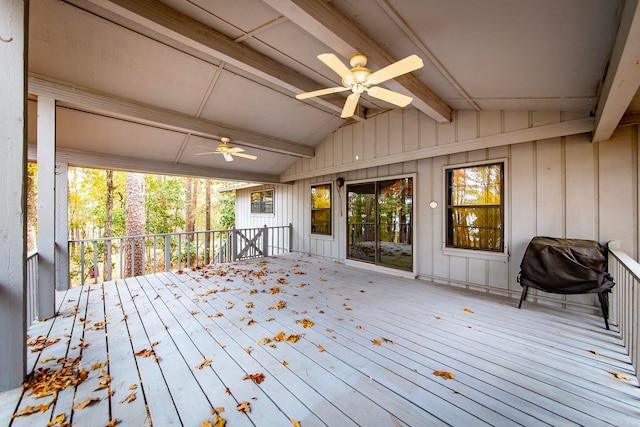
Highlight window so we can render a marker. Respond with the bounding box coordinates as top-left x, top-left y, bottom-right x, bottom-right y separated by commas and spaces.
311, 184, 331, 235
251, 190, 274, 214
446, 162, 503, 251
